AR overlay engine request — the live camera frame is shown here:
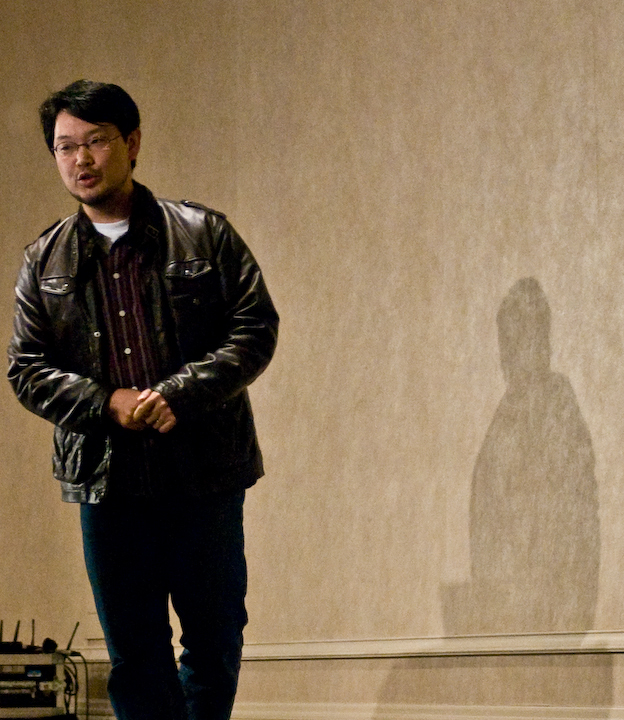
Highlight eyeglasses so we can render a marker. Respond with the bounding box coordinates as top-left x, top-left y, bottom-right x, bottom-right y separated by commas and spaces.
52, 134, 122, 159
